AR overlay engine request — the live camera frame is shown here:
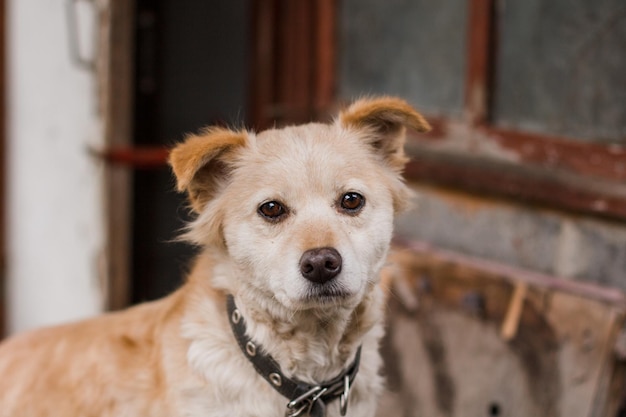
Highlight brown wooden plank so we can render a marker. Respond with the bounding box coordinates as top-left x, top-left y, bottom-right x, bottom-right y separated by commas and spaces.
380, 241, 626, 416
102, 0, 135, 310
379, 247, 624, 416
